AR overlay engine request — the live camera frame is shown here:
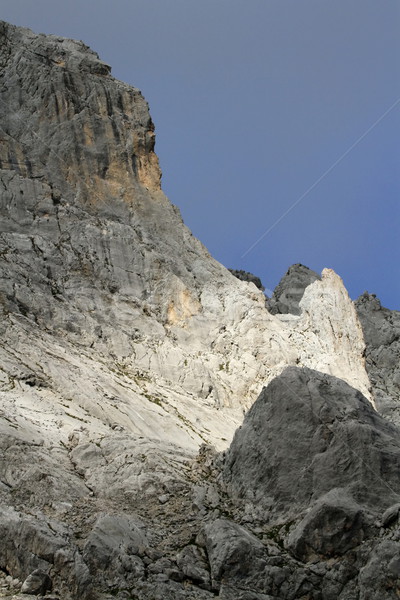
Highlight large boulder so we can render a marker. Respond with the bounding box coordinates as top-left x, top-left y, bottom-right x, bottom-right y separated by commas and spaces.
223, 366, 400, 521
